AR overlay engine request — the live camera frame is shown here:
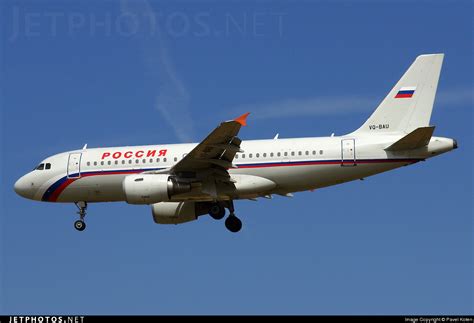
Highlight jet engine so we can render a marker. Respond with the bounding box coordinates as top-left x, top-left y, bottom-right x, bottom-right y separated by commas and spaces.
152, 201, 211, 224
122, 174, 191, 204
